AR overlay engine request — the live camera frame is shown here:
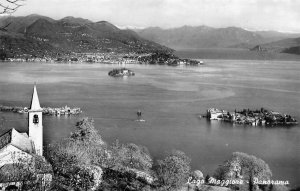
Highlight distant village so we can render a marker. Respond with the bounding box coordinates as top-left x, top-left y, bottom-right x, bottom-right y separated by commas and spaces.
1, 52, 204, 66
206, 108, 298, 126
0, 105, 82, 116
